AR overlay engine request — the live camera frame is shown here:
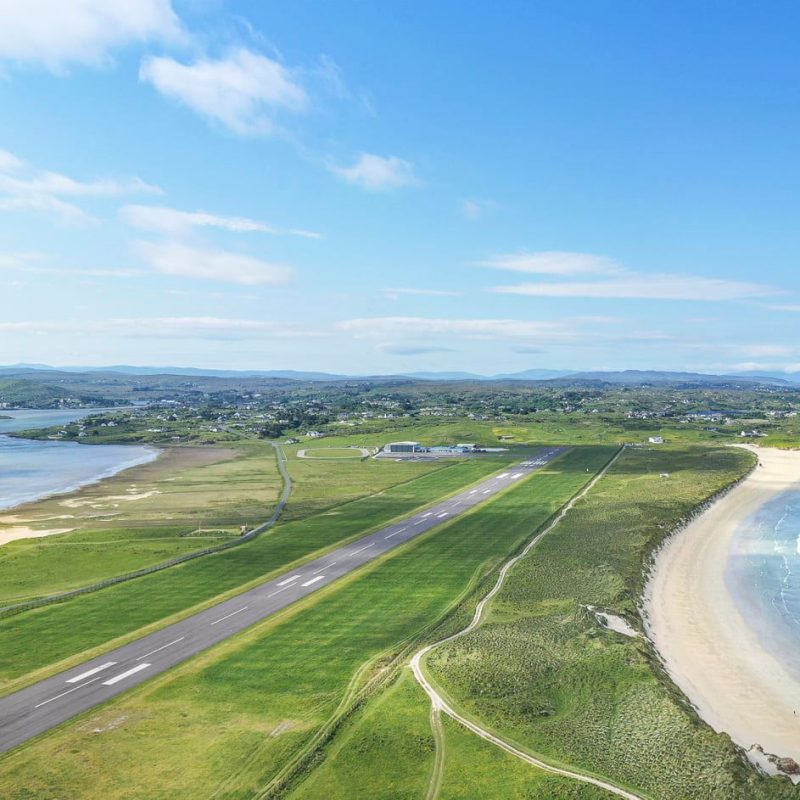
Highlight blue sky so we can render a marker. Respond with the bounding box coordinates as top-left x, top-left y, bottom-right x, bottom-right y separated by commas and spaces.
1, 0, 799, 375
